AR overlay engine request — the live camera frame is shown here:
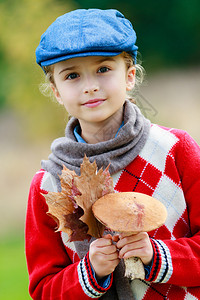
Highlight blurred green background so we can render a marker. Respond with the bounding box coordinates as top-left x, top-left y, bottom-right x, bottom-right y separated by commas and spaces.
0, 0, 199, 299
